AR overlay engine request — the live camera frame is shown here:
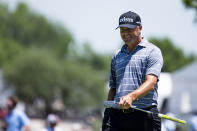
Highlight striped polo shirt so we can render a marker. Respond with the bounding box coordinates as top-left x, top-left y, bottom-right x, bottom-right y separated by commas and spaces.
109, 39, 163, 108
